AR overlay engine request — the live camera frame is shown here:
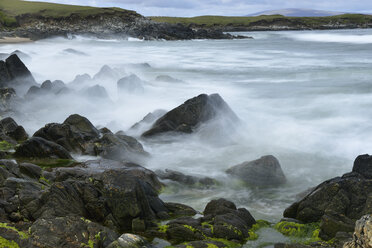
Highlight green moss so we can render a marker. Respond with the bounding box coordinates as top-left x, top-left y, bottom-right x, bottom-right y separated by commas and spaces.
0, 141, 14, 151
0, 223, 29, 240
183, 225, 198, 233
246, 220, 271, 241
16, 158, 76, 169
0, 236, 20, 248
80, 239, 94, 248
206, 244, 218, 248
205, 238, 241, 248
158, 224, 169, 233
274, 221, 321, 244
39, 176, 51, 185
